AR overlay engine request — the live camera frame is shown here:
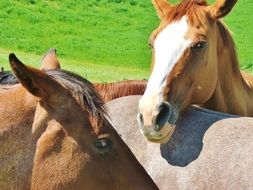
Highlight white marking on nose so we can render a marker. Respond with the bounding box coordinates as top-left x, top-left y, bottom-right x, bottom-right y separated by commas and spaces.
144, 16, 192, 99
